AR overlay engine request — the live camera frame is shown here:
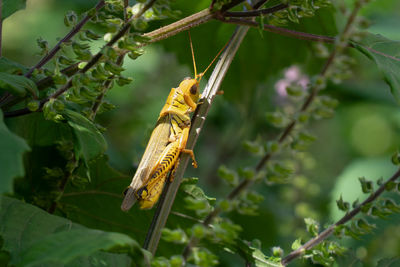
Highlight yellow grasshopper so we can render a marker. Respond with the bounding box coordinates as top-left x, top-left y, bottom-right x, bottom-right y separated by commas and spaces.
121, 34, 224, 211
